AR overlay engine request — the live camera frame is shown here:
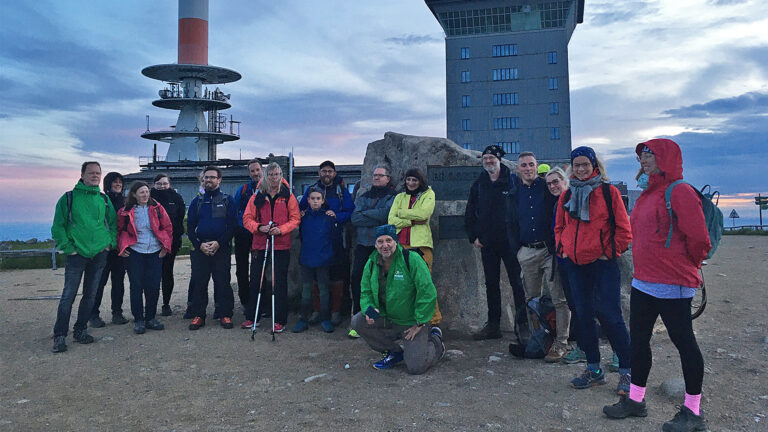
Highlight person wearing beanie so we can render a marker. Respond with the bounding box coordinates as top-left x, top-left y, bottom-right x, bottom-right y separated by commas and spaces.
465, 145, 528, 340
603, 139, 711, 432
538, 163, 551, 178
555, 146, 632, 394
150, 173, 186, 317
350, 224, 444, 374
